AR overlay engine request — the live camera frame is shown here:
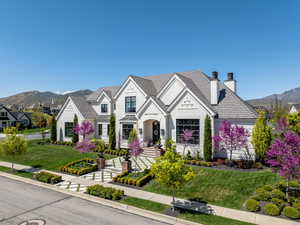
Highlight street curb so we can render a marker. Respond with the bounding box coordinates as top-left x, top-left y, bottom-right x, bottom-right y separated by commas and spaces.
0, 172, 201, 225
